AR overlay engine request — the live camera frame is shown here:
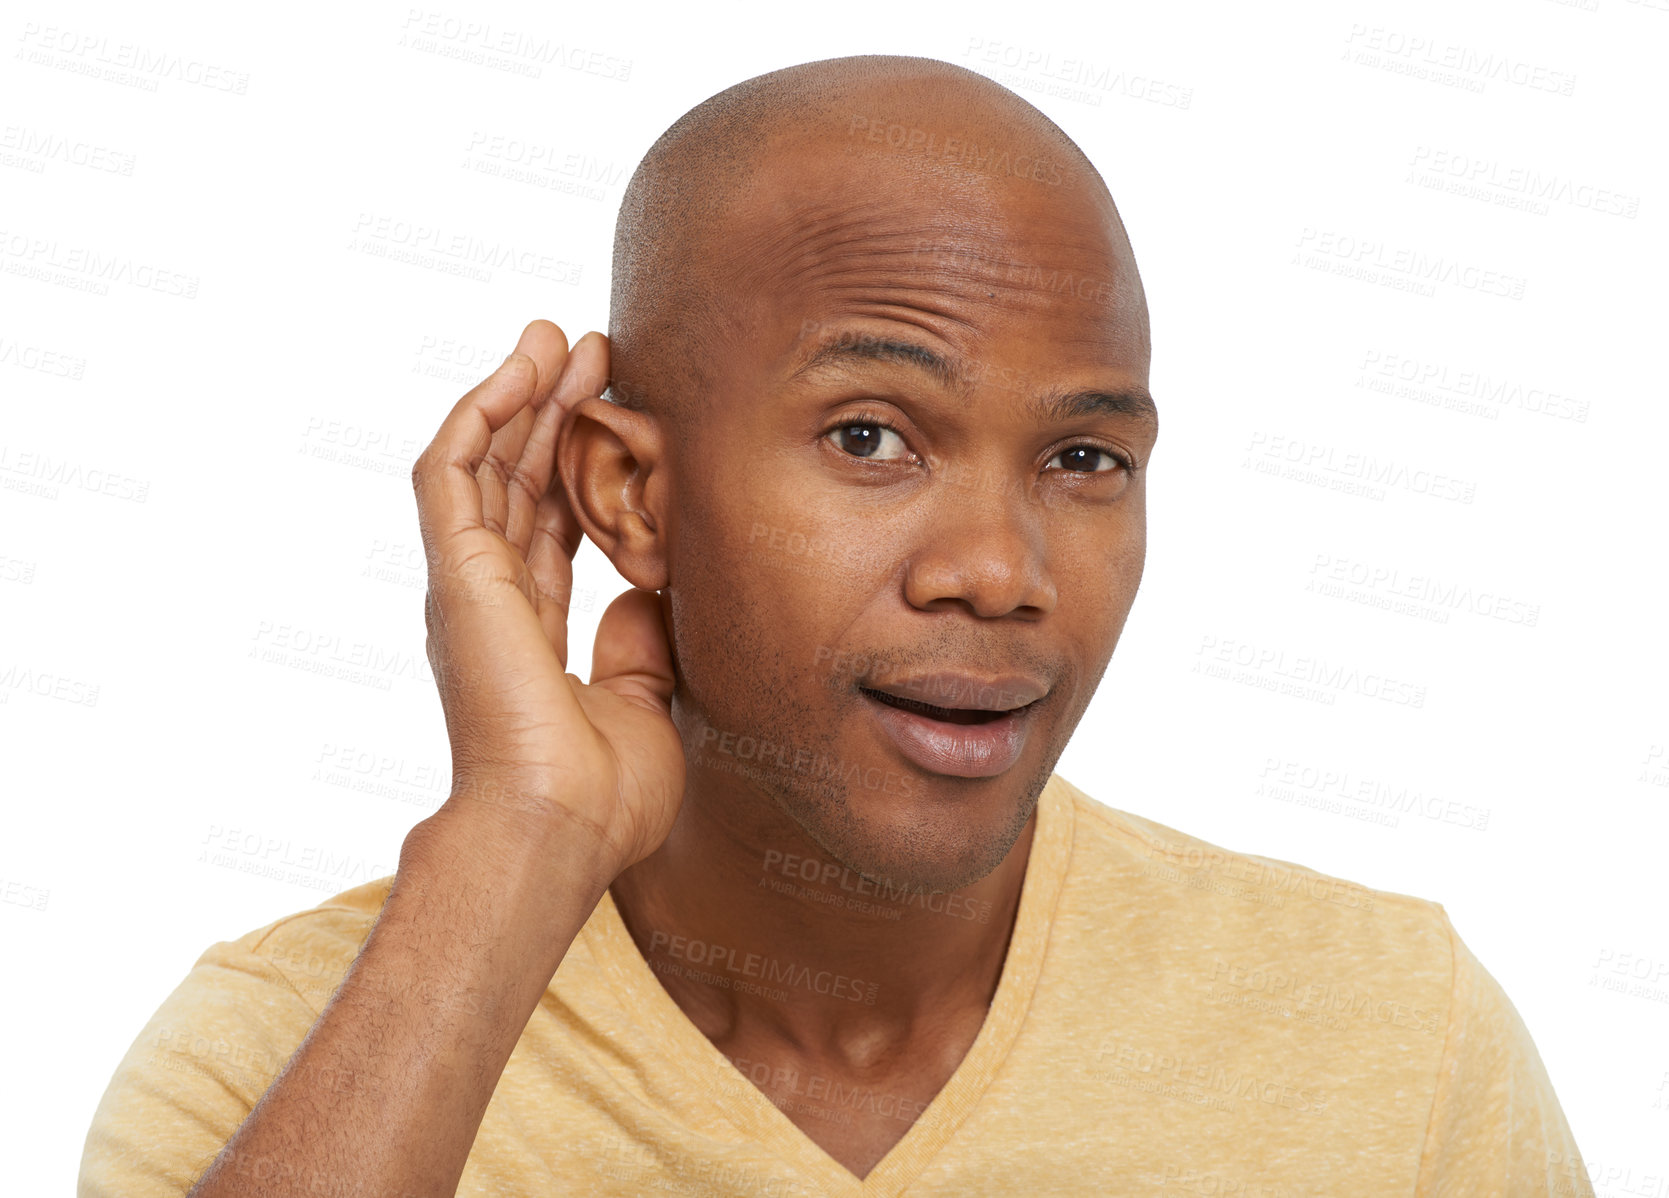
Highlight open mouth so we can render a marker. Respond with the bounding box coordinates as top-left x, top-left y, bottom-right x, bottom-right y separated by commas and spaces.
858, 687, 1030, 726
